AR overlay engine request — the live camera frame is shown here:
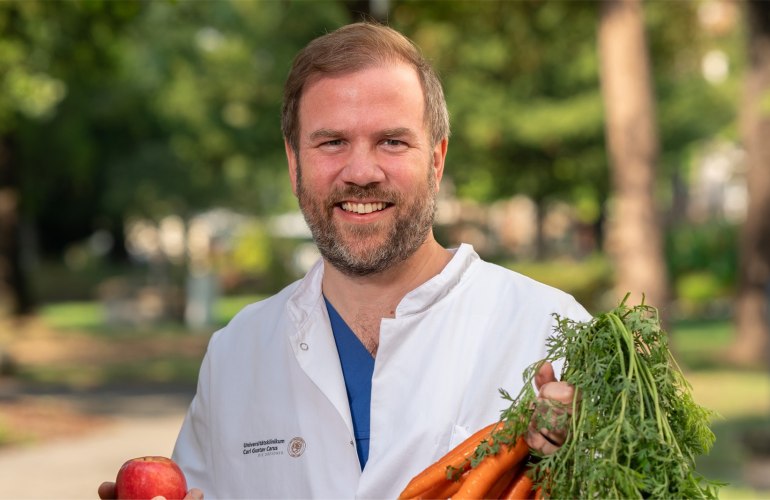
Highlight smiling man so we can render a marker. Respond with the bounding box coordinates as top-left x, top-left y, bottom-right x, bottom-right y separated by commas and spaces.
99, 22, 590, 500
